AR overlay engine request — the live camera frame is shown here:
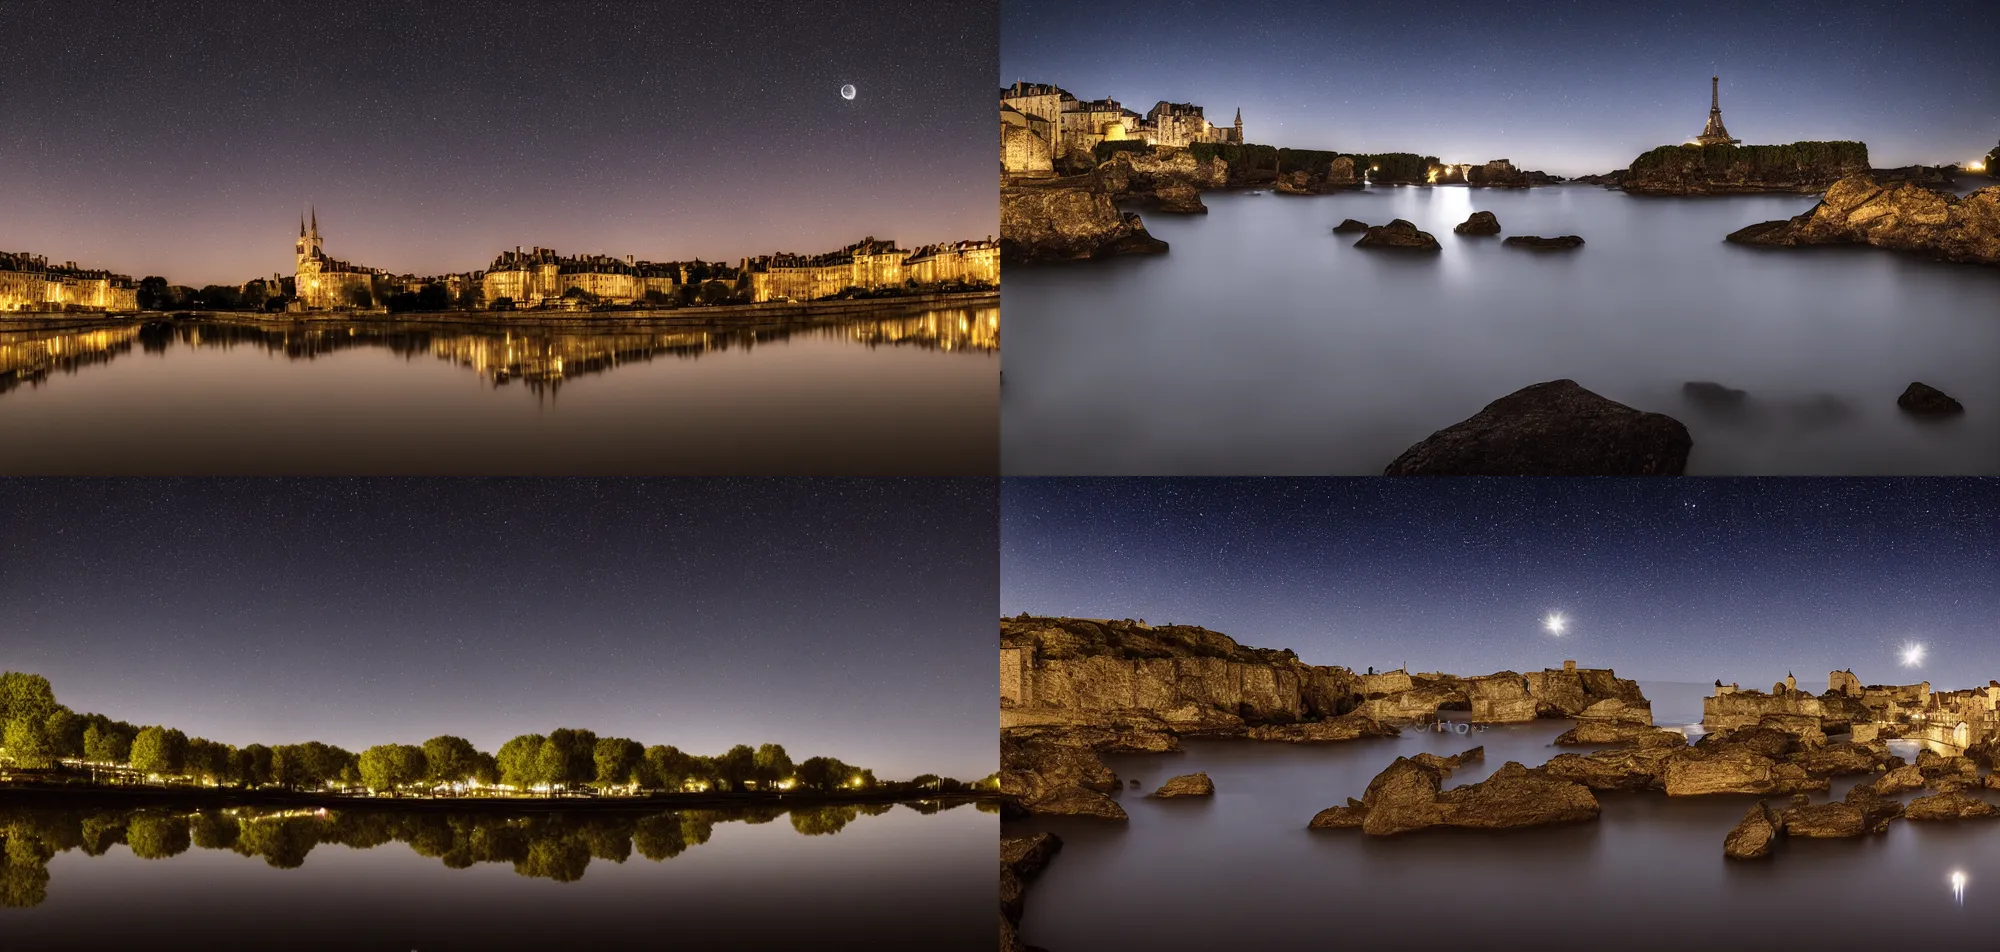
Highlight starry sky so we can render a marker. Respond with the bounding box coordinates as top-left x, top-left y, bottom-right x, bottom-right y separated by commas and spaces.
2, 0, 998, 287
0, 478, 999, 780
1002, 0, 1999, 177
1002, 478, 2000, 691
